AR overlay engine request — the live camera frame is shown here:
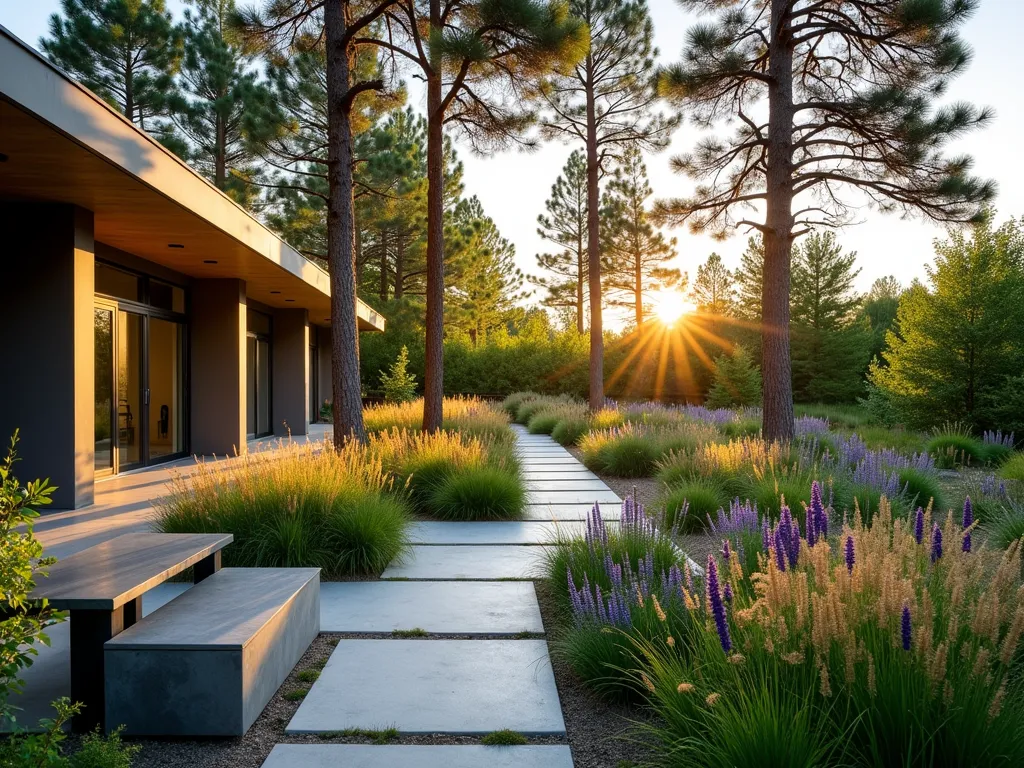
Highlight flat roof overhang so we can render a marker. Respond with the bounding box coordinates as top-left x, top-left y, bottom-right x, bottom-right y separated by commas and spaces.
0, 25, 383, 332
